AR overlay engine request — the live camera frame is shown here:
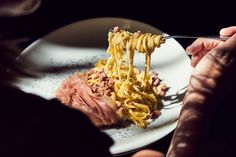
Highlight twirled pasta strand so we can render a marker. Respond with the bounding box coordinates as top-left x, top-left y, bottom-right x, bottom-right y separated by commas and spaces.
95, 29, 165, 128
